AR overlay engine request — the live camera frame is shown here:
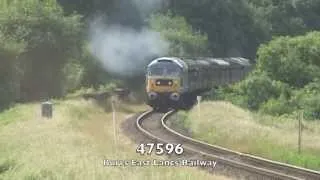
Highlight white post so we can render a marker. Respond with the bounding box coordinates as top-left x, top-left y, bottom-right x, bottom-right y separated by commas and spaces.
111, 96, 117, 148
298, 111, 303, 154
197, 96, 202, 120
